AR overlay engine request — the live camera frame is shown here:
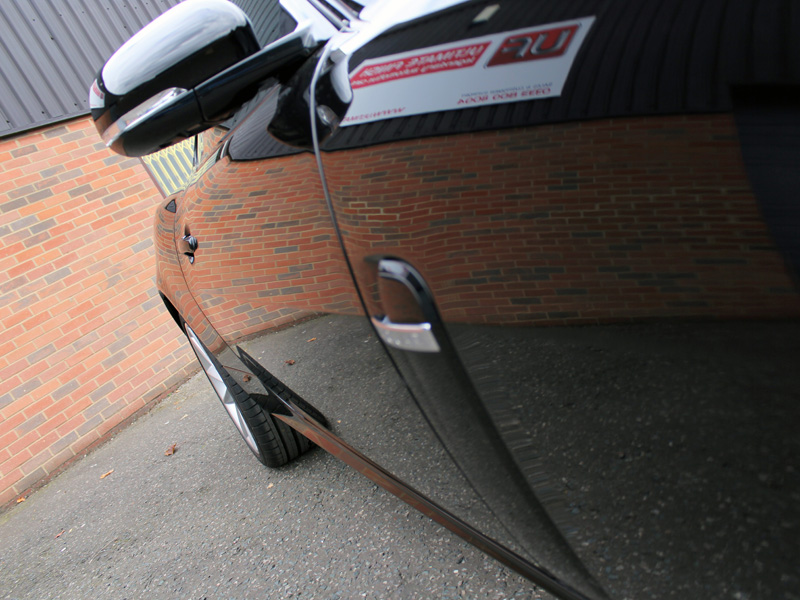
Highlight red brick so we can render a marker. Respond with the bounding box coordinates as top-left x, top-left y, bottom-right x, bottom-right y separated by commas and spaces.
25, 432, 59, 464
0, 470, 24, 501
1, 446, 32, 473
